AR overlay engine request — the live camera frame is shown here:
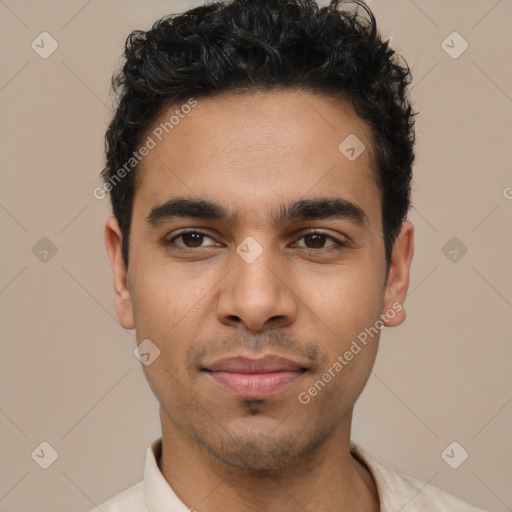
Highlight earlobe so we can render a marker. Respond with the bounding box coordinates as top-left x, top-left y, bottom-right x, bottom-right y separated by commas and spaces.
120, 289, 131, 301
382, 220, 414, 328
104, 217, 135, 330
